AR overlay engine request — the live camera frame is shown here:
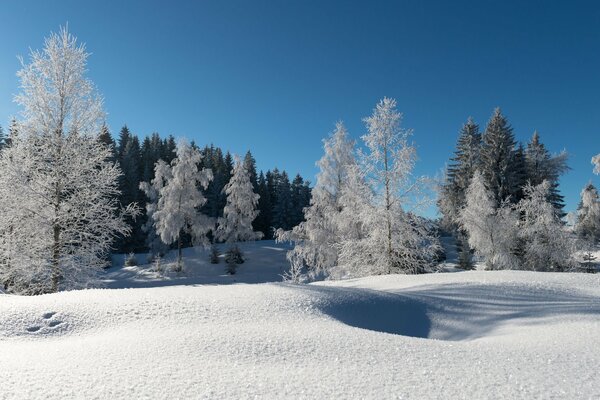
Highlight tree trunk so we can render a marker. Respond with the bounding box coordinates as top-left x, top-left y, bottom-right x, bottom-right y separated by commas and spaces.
51, 223, 60, 292
177, 235, 183, 272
